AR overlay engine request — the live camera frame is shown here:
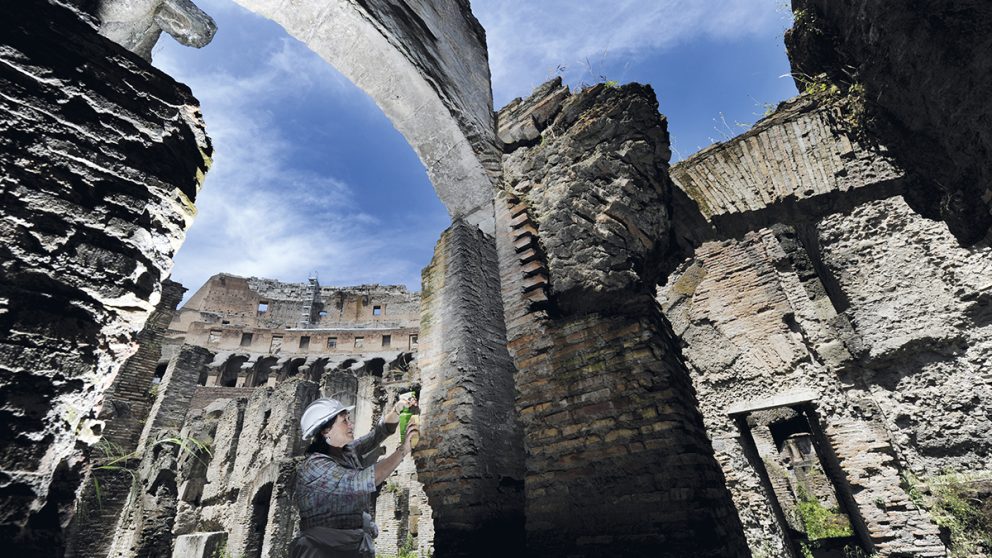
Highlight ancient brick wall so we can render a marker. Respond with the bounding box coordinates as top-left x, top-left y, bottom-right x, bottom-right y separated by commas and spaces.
670, 95, 907, 242
415, 220, 526, 556
657, 198, 987, 555
814, 198, 992, 475
0, 2, 210, 551
786, 0, 992, 244
64, 280, 186, 558
496, 80, 749, 557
